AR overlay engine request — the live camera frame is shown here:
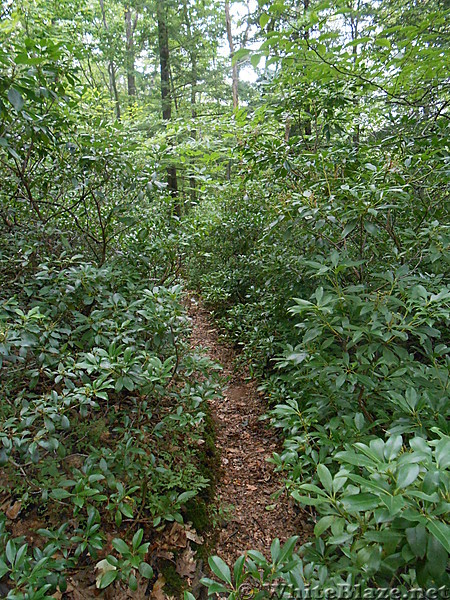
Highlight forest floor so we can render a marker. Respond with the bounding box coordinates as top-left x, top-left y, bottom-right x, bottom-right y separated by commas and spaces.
188, 296, 310, 569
